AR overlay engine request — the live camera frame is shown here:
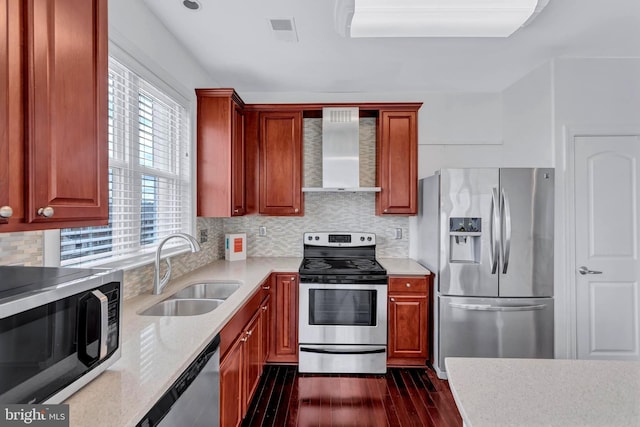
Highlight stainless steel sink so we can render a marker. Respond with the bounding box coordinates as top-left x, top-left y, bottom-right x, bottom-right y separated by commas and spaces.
168, 281, 242, 300
140, 298, 225, 316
